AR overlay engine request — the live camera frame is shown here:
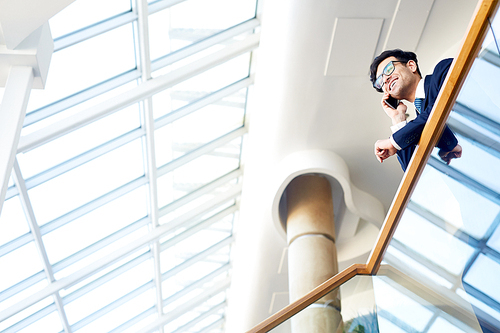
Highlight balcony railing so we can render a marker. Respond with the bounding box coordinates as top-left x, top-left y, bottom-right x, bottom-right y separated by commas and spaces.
246, 0, 500, 332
